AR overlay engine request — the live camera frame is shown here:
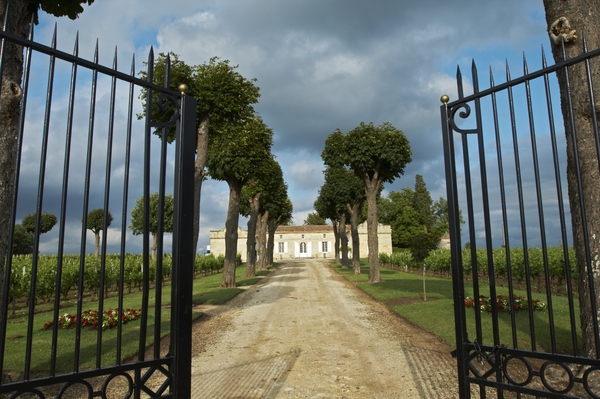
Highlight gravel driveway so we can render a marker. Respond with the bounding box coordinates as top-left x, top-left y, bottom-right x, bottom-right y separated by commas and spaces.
190, 259, 459, 398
